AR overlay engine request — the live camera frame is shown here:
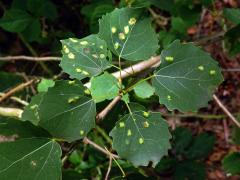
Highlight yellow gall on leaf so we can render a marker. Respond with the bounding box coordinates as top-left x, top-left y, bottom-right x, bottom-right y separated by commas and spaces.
111, 26, 117, 33
84, 89, 91, 95
92, 54, 98, 59
75, 68, 82, 73
119, 122, 125, 128
127, 129, 132, 136
198, 65, 204, 71
69, 38, 78, 42
128, 17, 137, 25
68, 53, 75, 59
80, 41, 88, 45
165, 56, 174, 62
143, 121, 149, 128
63, 45, 69, 53
68, 80, 75, 85
139, 138, 144, 144
80, 130, 84, 135
124, 26, 129, 34
118, 32, 126, 40
210, 70, 216, 75
100, 45, 104, 49
114, 42, 120, 50
143, 111, 149, 117
167, 95, 172, 101
82, 70, 89, 76
100, 54, 105, 59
